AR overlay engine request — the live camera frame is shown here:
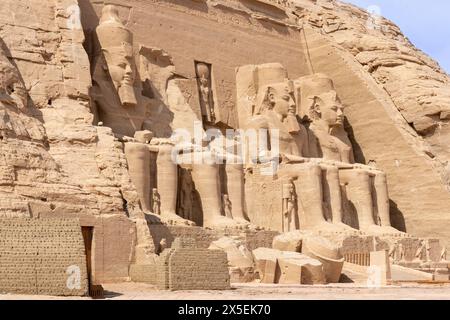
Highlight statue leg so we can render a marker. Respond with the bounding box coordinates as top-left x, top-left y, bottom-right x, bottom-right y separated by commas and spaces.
288, 205, 297, 232
124, 142, 151, 213
156, 149, 177, 215
323, 165, 355, 231
156, 146, 195, 226
324, 166, 343, 223
373, 172, 391, 227
296, 164, 327, 228
373, 171, 404, 234
339, 169, 376, 230
192, 161, 244, 229
225, 163, 251, 225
